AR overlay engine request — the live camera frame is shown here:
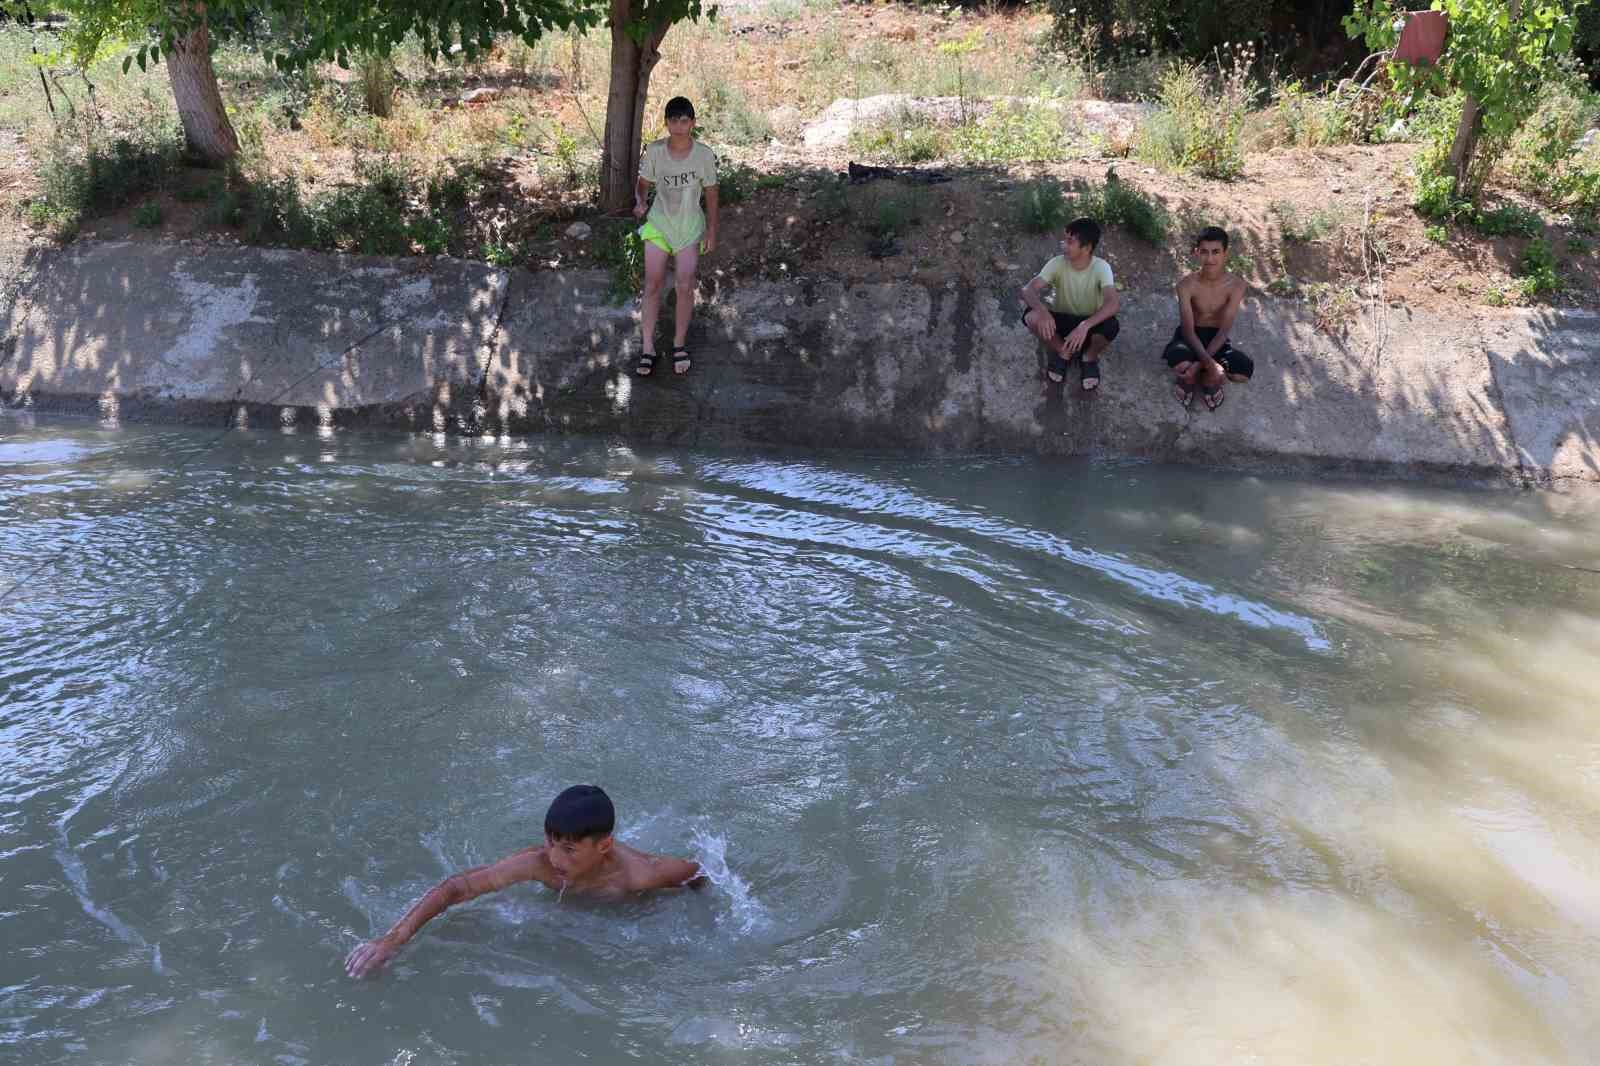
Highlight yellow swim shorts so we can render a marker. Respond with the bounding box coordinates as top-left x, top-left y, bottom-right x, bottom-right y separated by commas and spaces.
638, 221, 673, 254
